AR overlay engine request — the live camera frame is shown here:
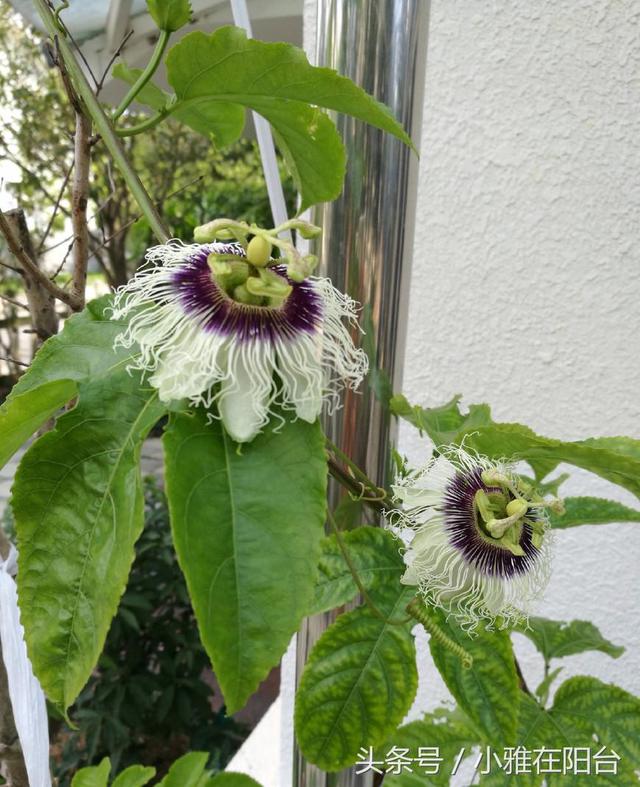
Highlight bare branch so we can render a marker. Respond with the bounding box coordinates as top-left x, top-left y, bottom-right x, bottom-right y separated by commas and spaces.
0, 355, 29, 369
0, 209, 82, 311
96, 29, 135, 95
70, 111, 92, 308
36, 160, 74, 254
0, 293, 28, 311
